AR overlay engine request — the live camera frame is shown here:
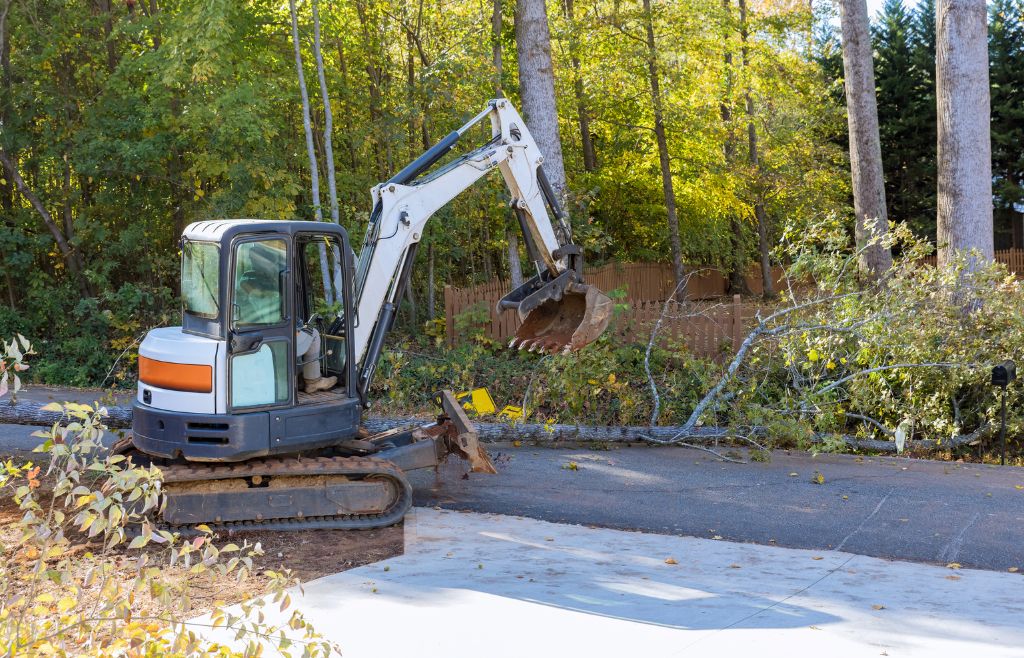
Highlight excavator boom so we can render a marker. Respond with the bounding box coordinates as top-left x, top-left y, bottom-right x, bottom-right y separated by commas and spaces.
352, 99, 612, 400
